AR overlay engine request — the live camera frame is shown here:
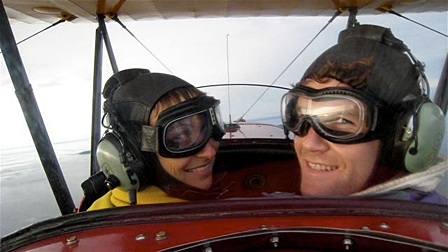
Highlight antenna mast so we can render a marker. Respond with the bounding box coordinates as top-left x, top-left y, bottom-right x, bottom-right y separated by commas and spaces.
226, 34, 232, 124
